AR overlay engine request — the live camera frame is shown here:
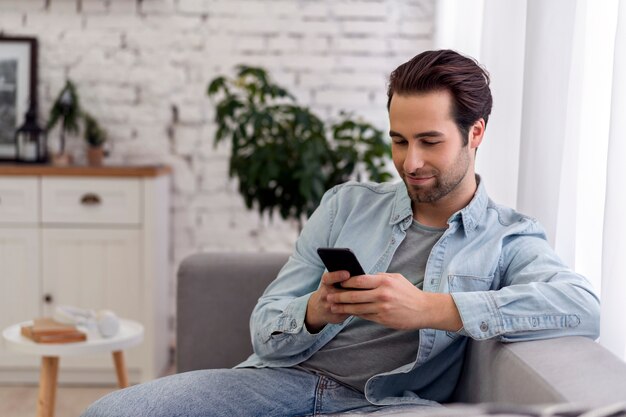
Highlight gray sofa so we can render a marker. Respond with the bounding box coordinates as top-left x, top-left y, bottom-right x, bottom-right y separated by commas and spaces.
176, 252, 626, 415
